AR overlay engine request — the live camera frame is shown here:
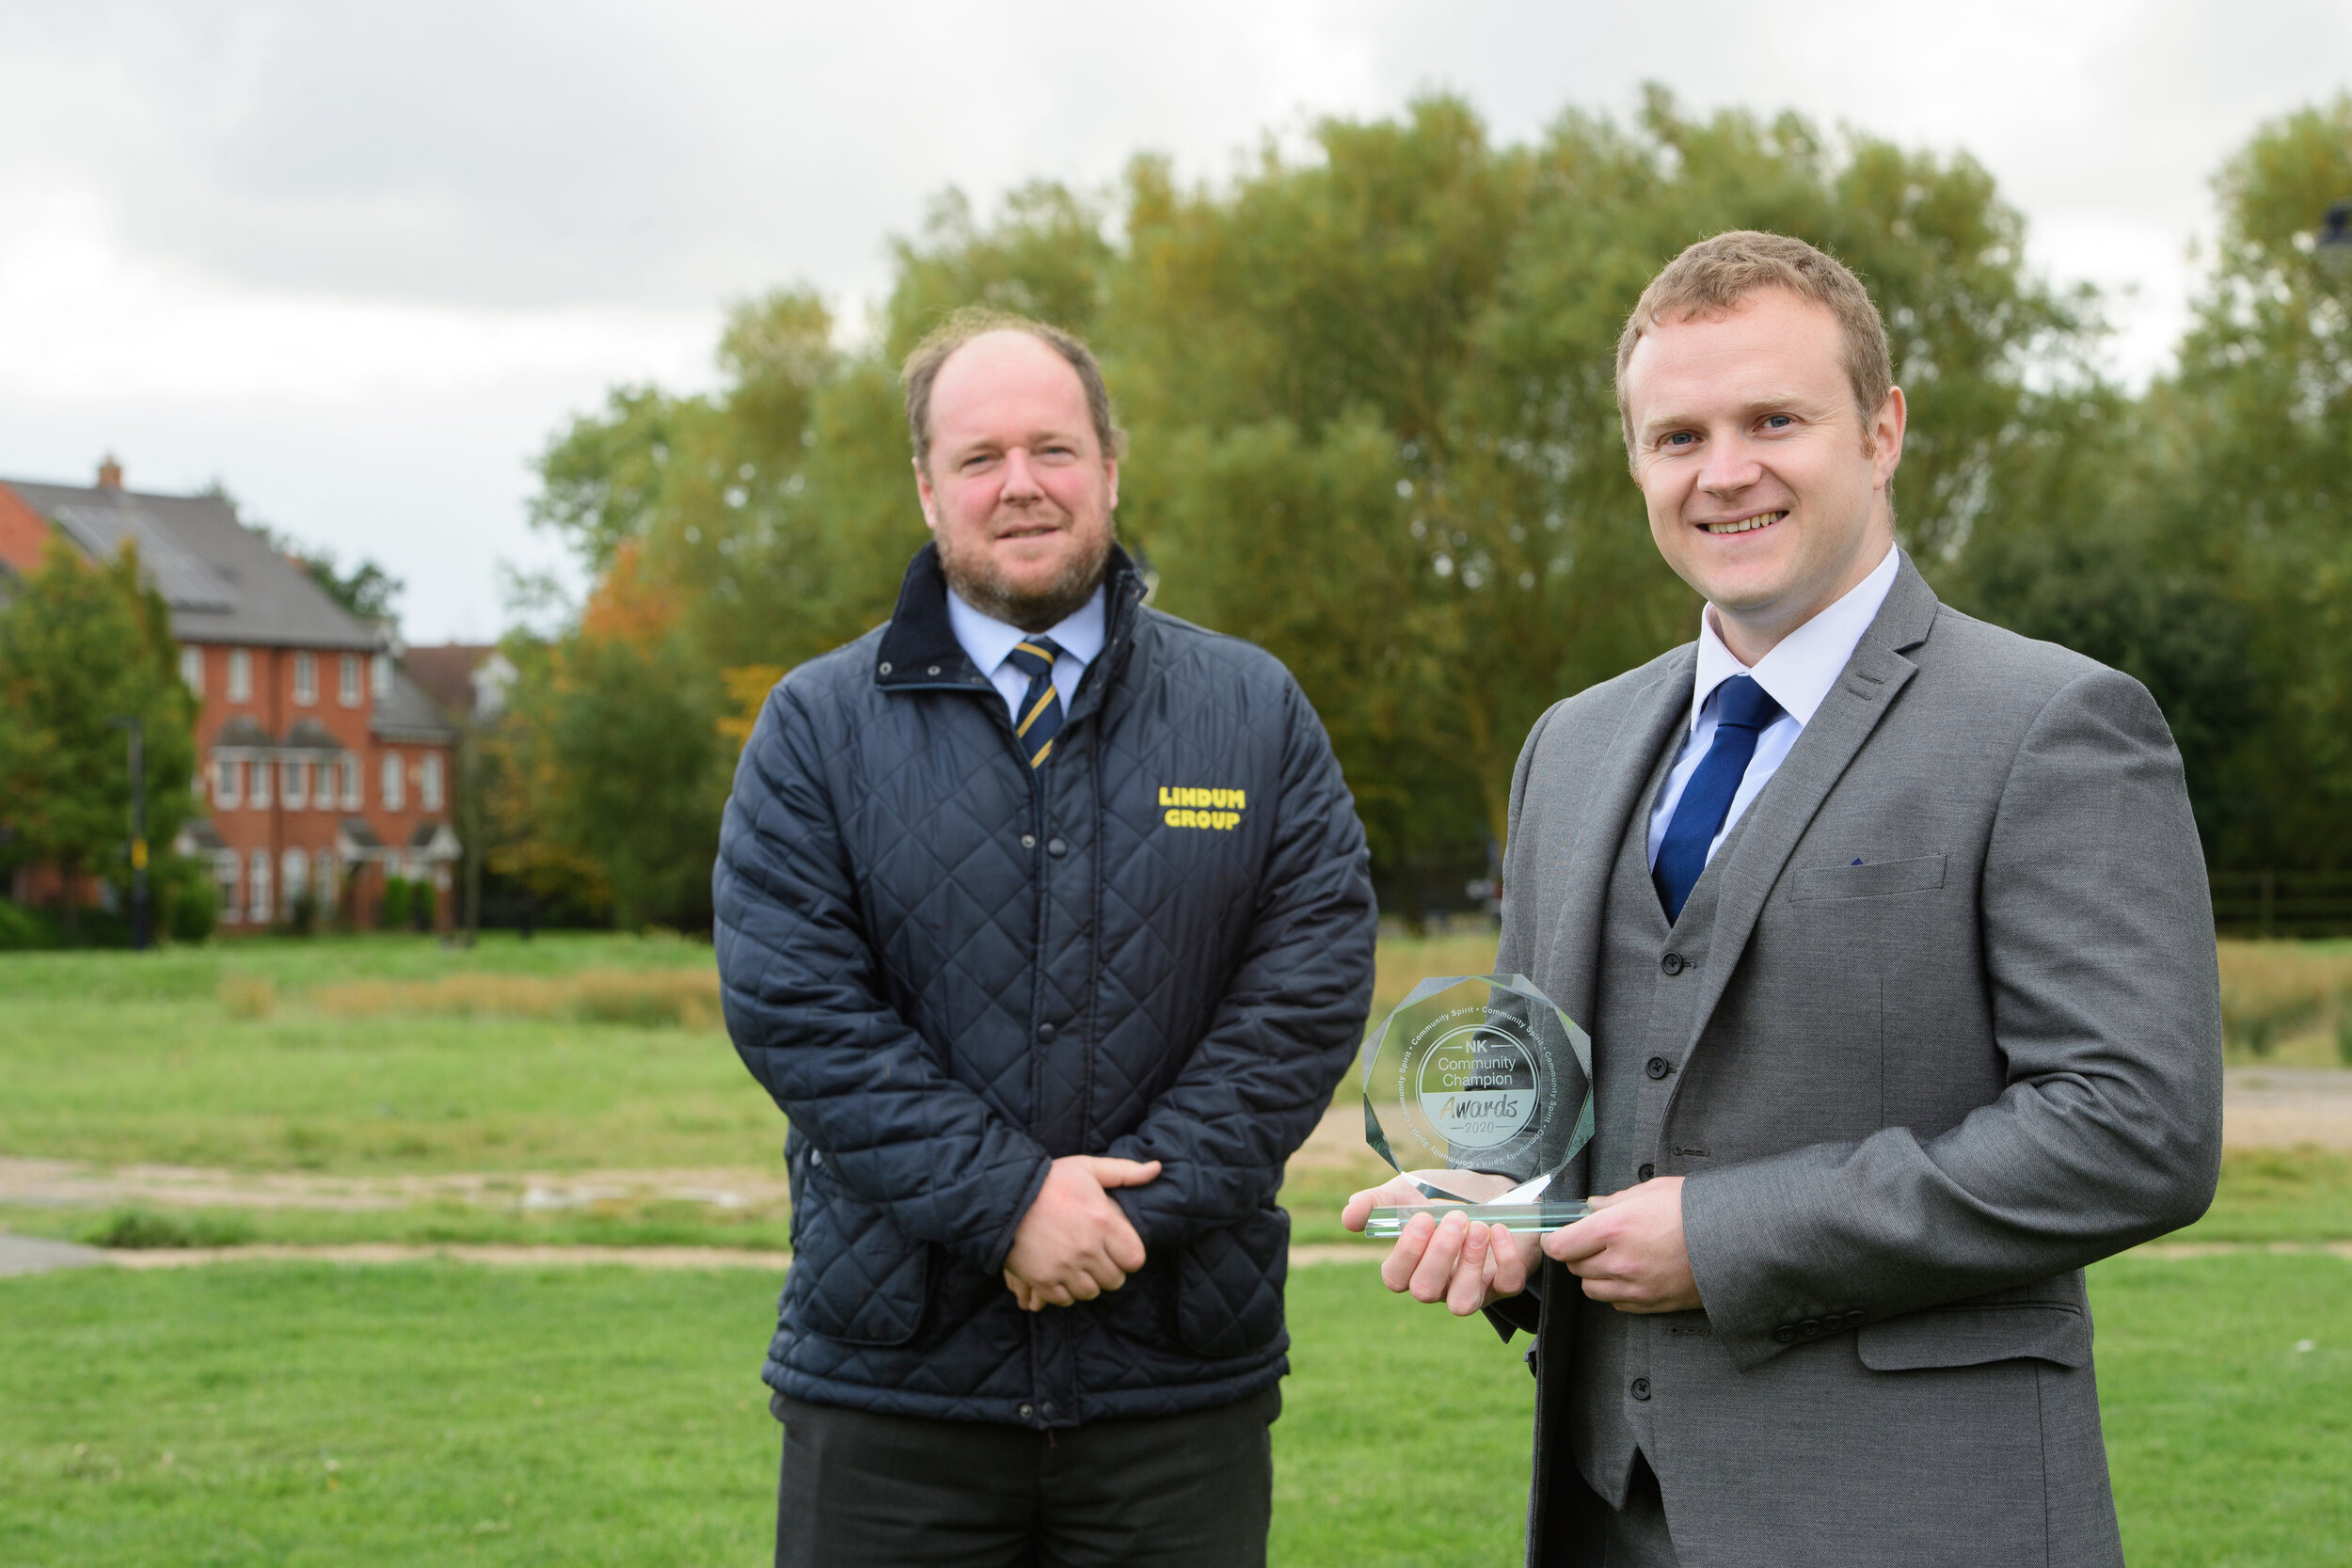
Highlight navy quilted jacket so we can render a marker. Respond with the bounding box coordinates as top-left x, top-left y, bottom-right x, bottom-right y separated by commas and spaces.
714, 543, 1376, 1428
